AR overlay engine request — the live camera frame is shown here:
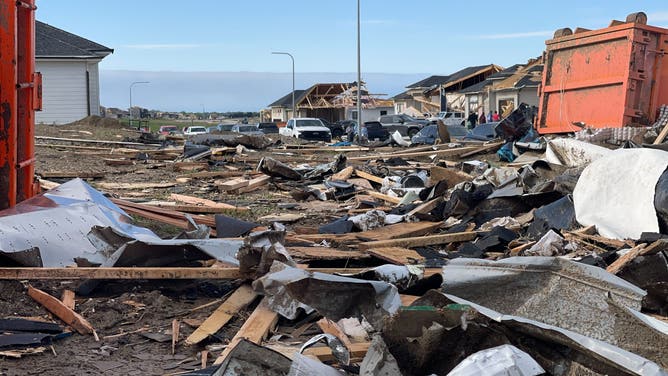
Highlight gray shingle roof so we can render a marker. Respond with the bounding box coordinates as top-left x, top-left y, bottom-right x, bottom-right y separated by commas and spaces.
406, 75, 450, 89
268, 90, 307, 108
36, 21, 113, 58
